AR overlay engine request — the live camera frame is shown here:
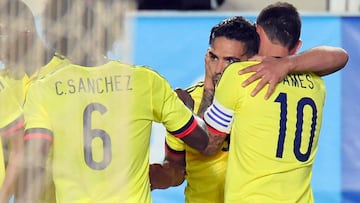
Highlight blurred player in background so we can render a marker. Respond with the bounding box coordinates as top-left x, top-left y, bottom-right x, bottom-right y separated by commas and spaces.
18, 0, 222, 202
203, 2, 347, 202
41, 0, 127, 66
0, 2, 25, 202
0, 0, 69, 102
150, 4, 348, 203
0, 0, 70, 202
150, 16, 259, 202
0, 79, 23, 202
